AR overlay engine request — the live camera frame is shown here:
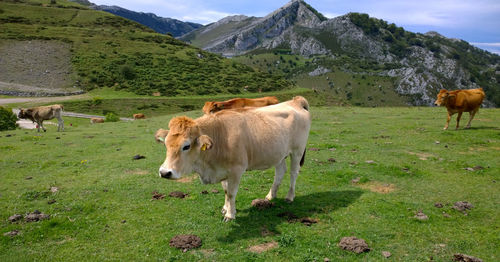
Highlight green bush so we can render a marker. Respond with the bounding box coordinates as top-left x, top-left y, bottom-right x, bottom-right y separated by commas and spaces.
105, 112, 120, 122
0, 106, 18, 131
